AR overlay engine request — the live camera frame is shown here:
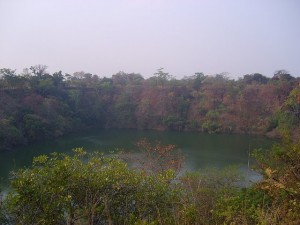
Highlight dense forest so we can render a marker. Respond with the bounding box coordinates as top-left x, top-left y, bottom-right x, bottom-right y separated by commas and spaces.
1, 65, 299, 150
1, 65, 300, 224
